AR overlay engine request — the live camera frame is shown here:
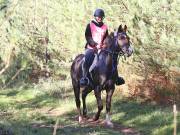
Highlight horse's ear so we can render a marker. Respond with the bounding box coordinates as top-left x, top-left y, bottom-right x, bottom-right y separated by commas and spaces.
118, 25, 123, 33
124, 25, 127, 32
